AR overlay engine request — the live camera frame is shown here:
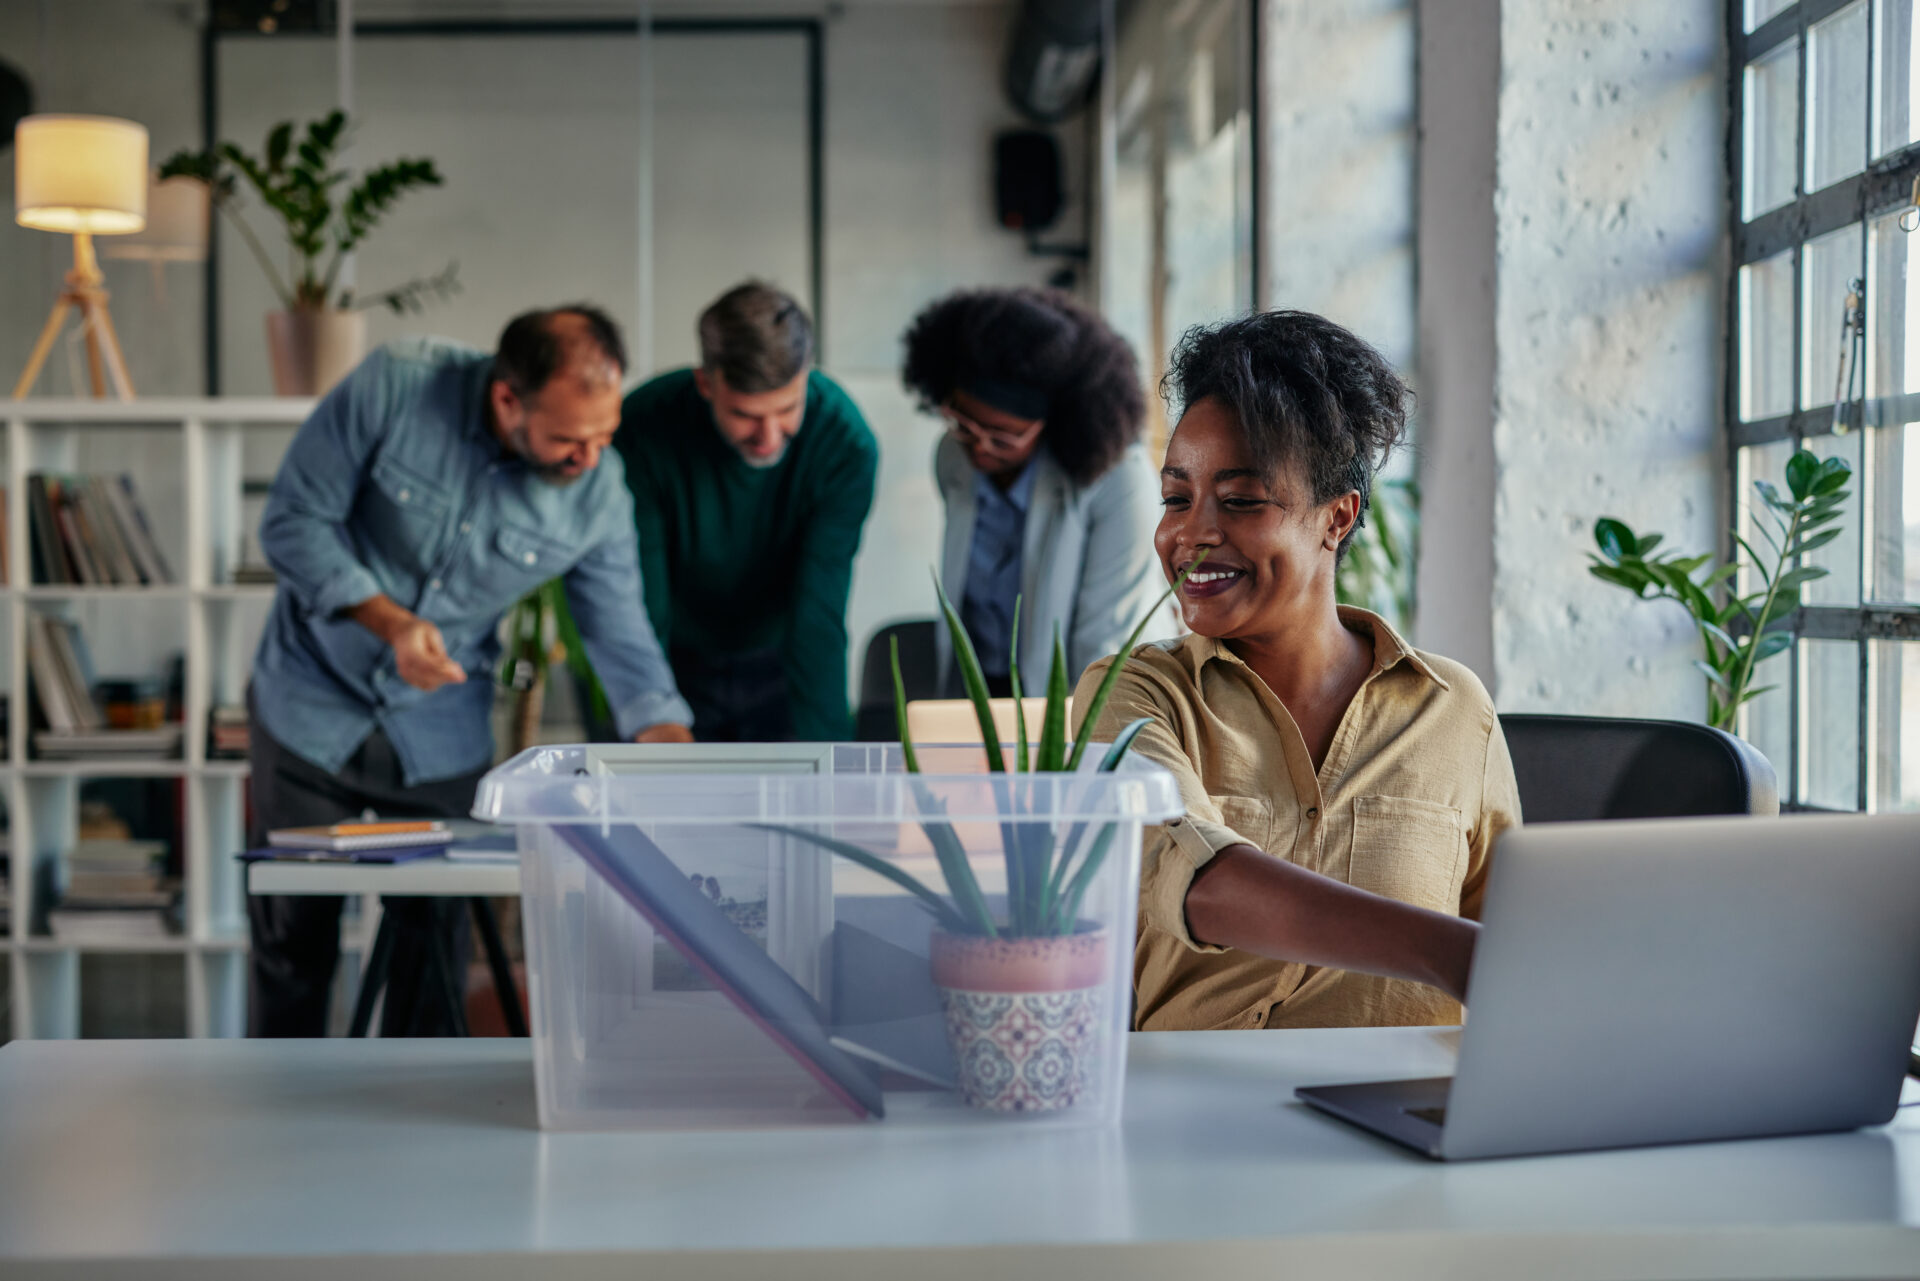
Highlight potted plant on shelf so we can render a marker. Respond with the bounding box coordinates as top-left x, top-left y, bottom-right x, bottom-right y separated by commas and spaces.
160, 111, 458, 396
774, 555, 1202, 1114
1587, 447, 1851, 733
